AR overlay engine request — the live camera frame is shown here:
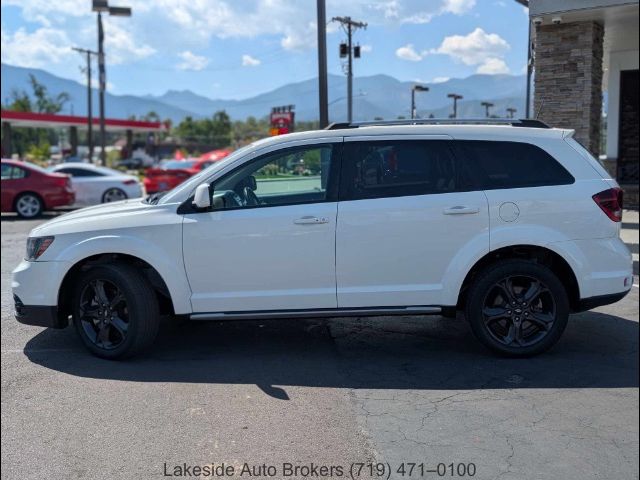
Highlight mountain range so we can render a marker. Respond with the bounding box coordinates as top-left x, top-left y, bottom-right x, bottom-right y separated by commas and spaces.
2, 63, 527, 123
